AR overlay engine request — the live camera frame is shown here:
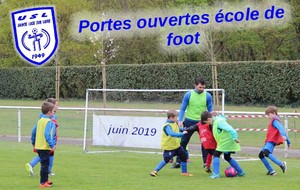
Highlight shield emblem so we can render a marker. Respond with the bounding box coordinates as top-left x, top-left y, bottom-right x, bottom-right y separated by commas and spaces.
11, 7, 59, 66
